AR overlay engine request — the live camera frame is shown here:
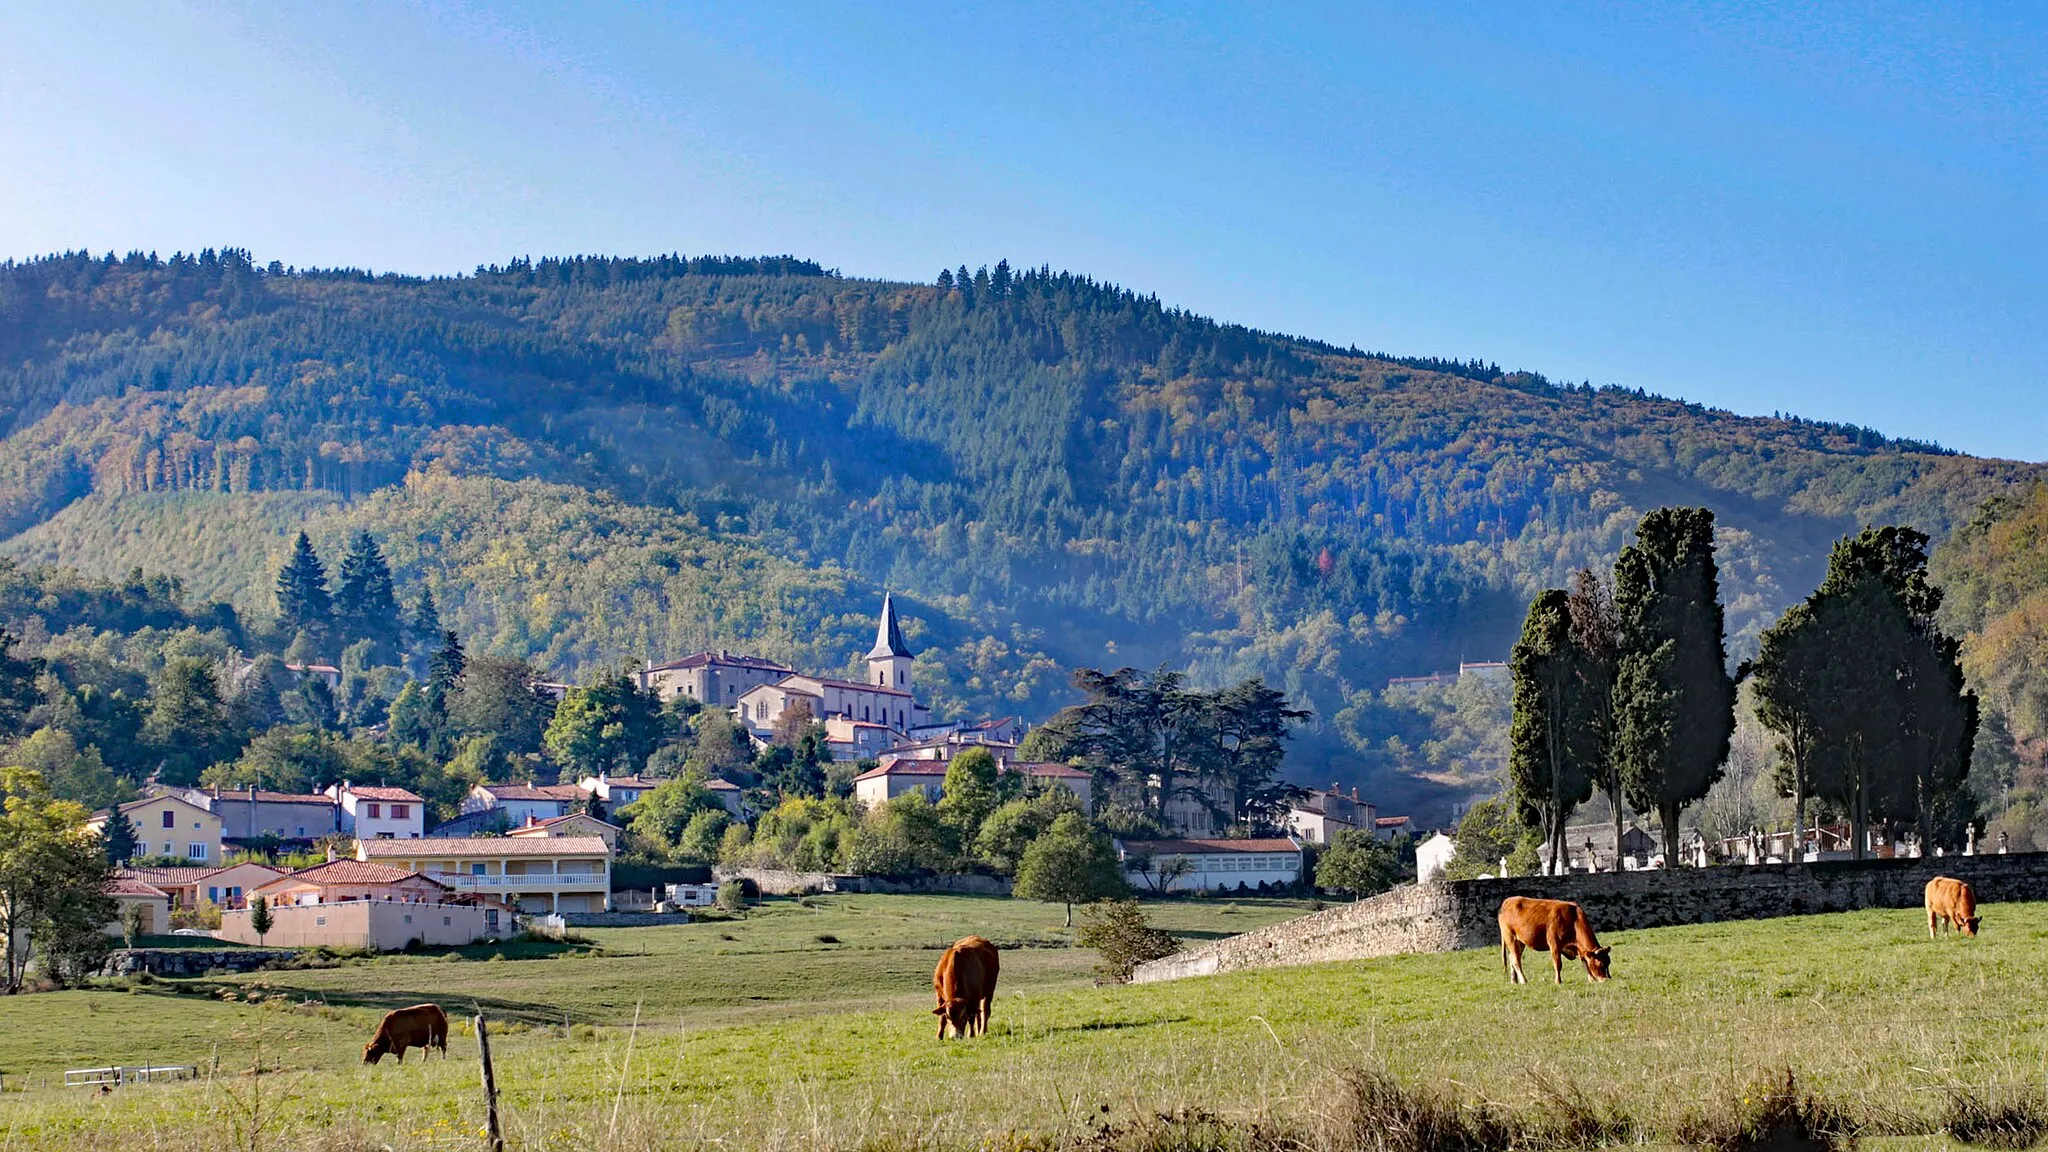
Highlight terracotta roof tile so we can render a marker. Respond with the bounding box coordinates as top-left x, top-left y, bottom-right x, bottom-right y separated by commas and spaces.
340, 785, 426, 802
